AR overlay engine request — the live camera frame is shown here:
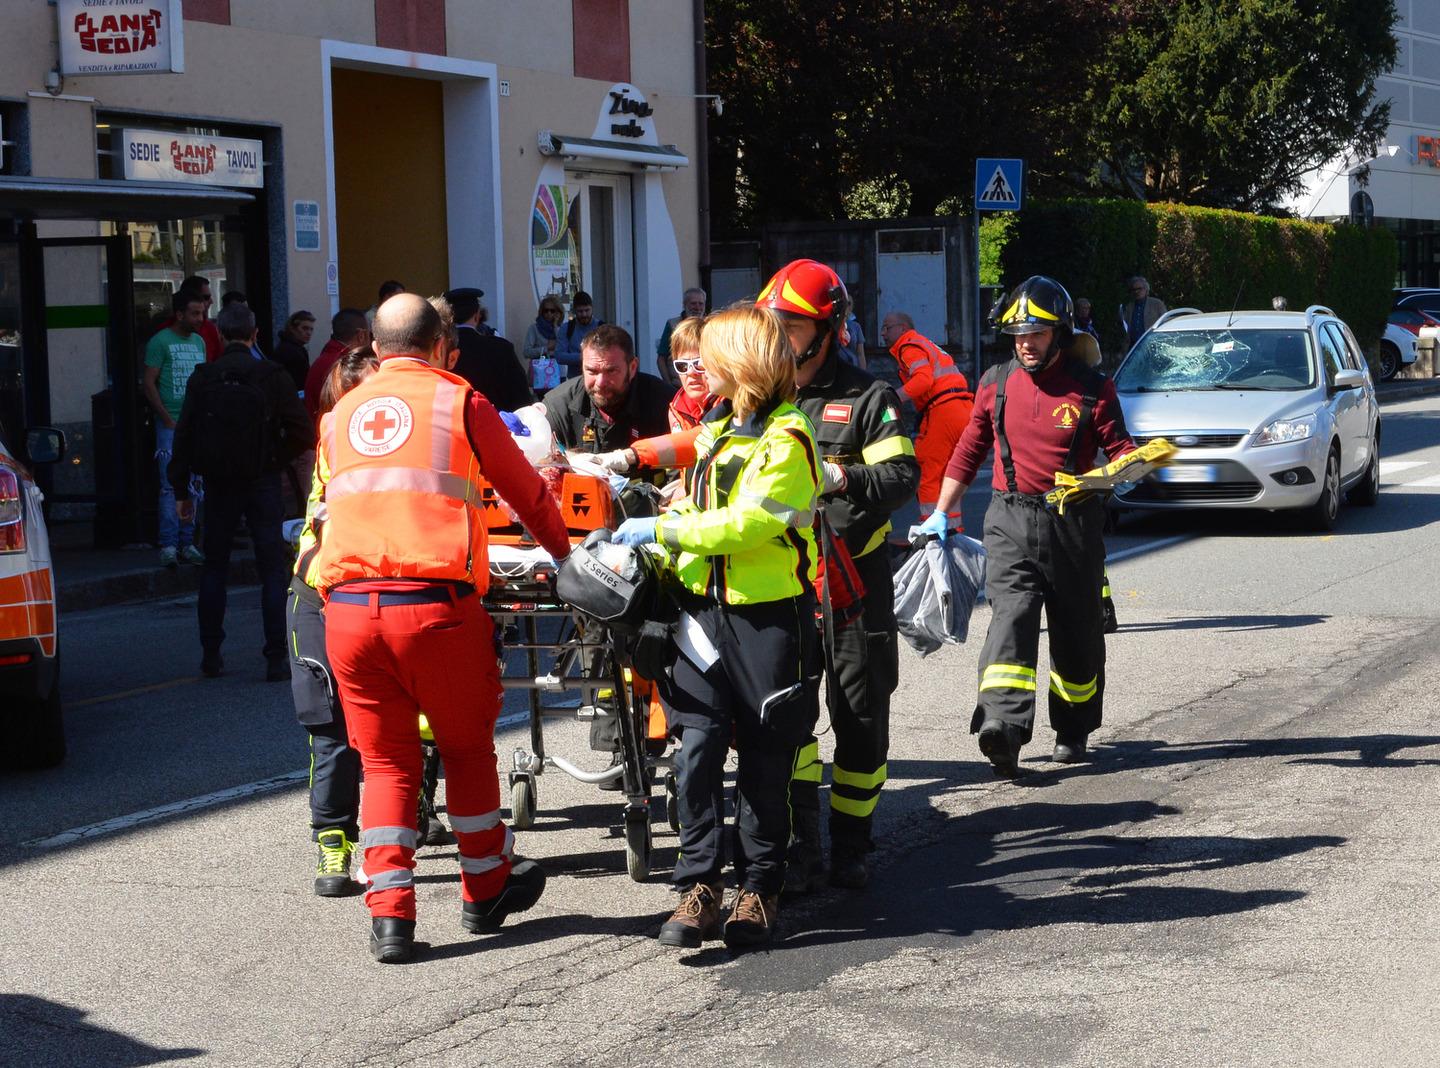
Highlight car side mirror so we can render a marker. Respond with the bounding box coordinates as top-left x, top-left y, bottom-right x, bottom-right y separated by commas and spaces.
1331, 369, 1365, 392
24, 426, 66, 464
